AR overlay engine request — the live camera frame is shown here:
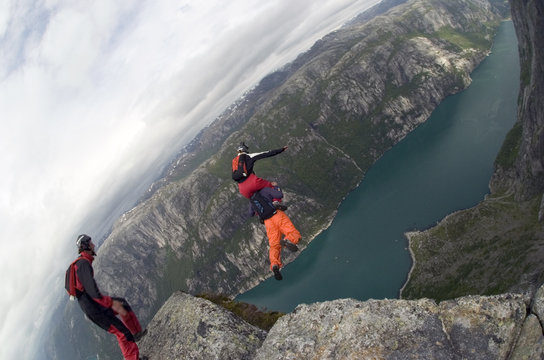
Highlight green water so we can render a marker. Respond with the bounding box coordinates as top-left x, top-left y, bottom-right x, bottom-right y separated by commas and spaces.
237, 21, 520, 312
